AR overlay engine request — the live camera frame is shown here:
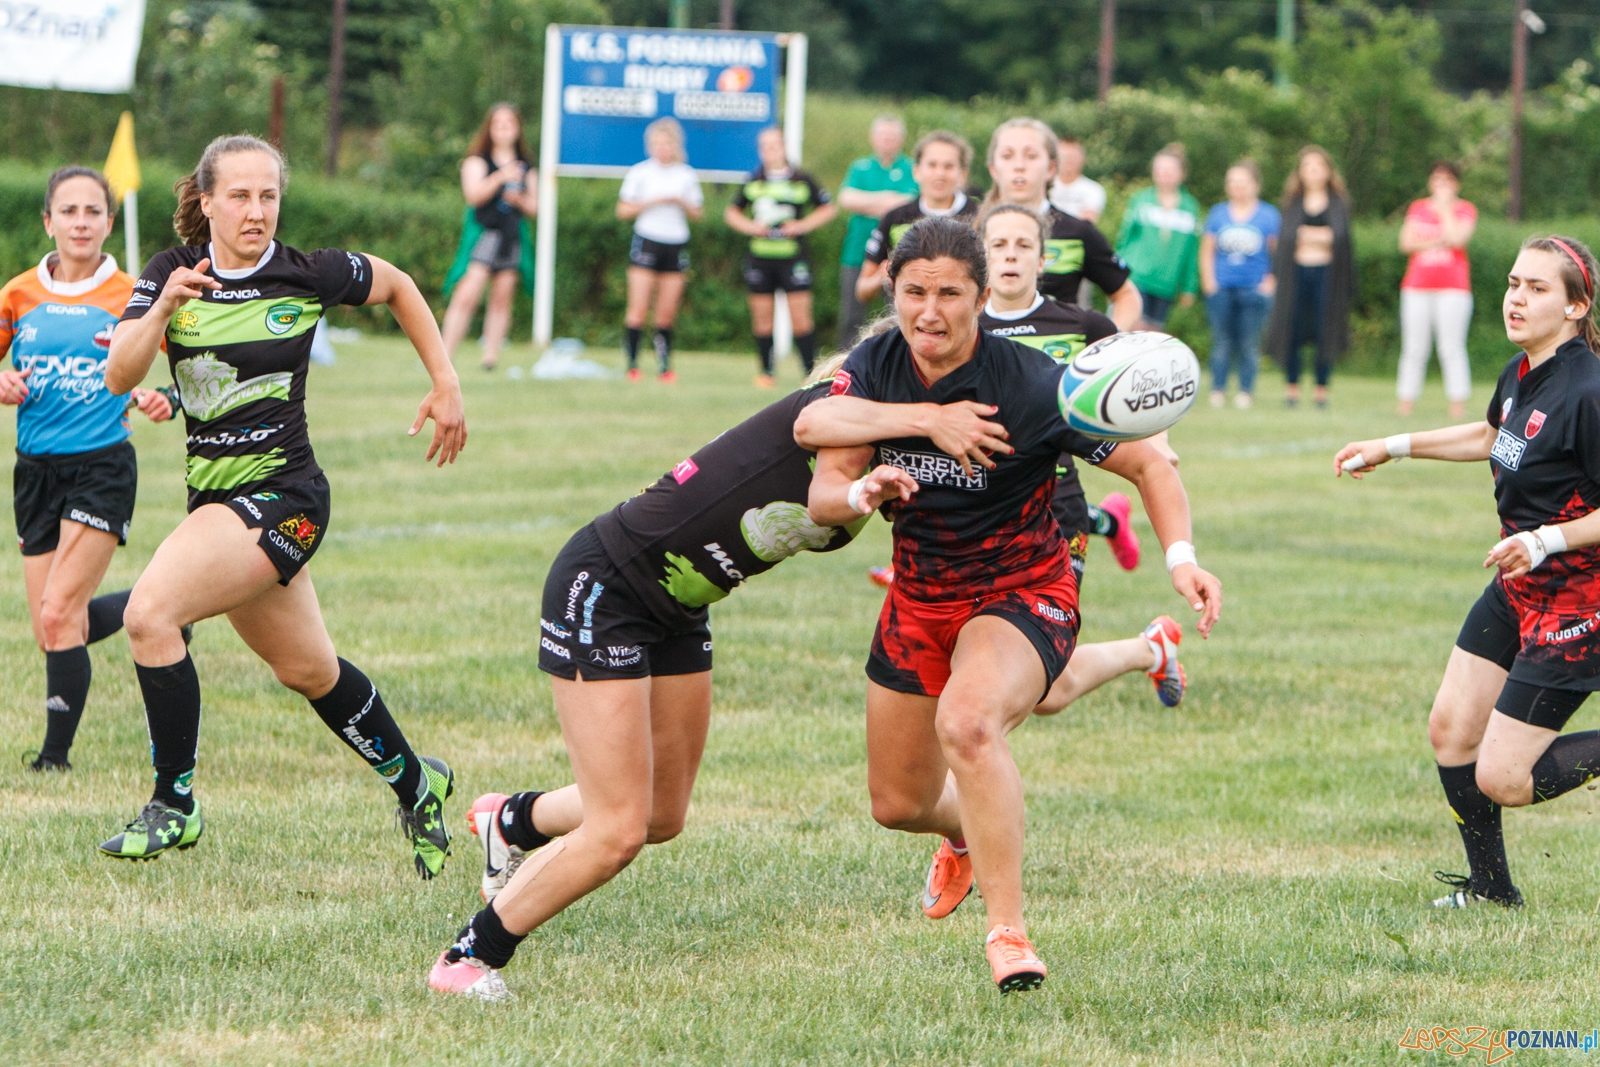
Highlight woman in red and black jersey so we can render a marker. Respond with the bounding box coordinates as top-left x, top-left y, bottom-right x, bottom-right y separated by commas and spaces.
802, 216, 1222, 993
1337, 235, 1600, 910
